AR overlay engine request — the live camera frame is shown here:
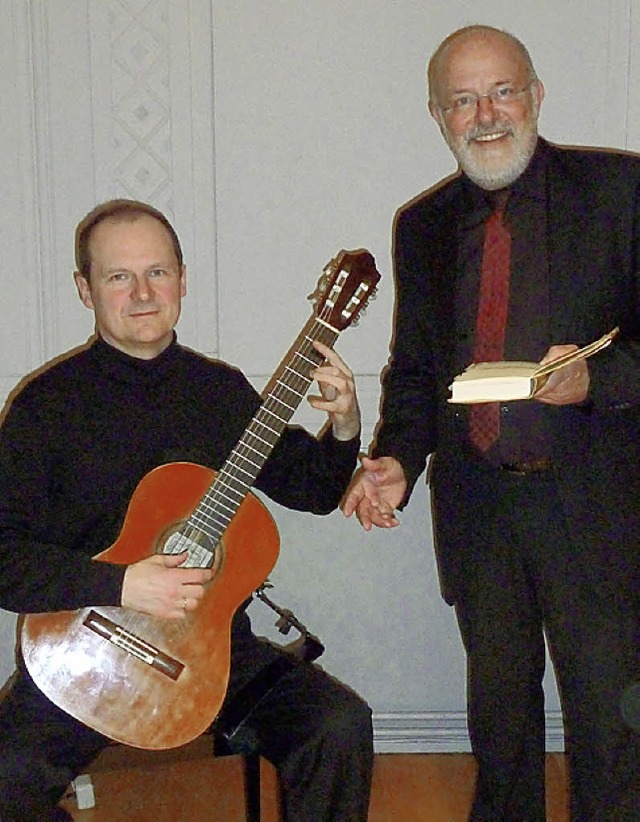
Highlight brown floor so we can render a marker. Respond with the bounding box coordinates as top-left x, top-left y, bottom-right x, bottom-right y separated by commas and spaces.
60, 744, 570, 821
368, 752, 568, 821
